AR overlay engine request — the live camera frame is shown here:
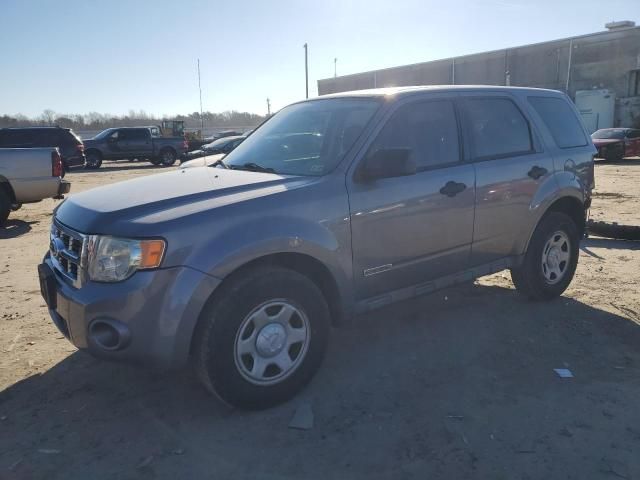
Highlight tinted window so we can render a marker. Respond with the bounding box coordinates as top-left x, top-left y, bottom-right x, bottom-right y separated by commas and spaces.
367, 100, 460, 169
462, 98, 532, 158
529, 96, 587, 149
32, 130, 61, 147
0, 129, 34, 147
627, 130, 640, 139
129, 129, 149, 140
